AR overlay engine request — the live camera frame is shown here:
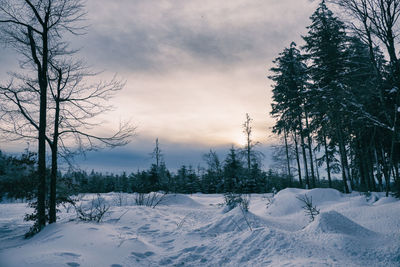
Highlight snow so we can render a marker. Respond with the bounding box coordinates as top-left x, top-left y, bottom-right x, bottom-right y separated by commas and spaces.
0, 189, 399, 266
